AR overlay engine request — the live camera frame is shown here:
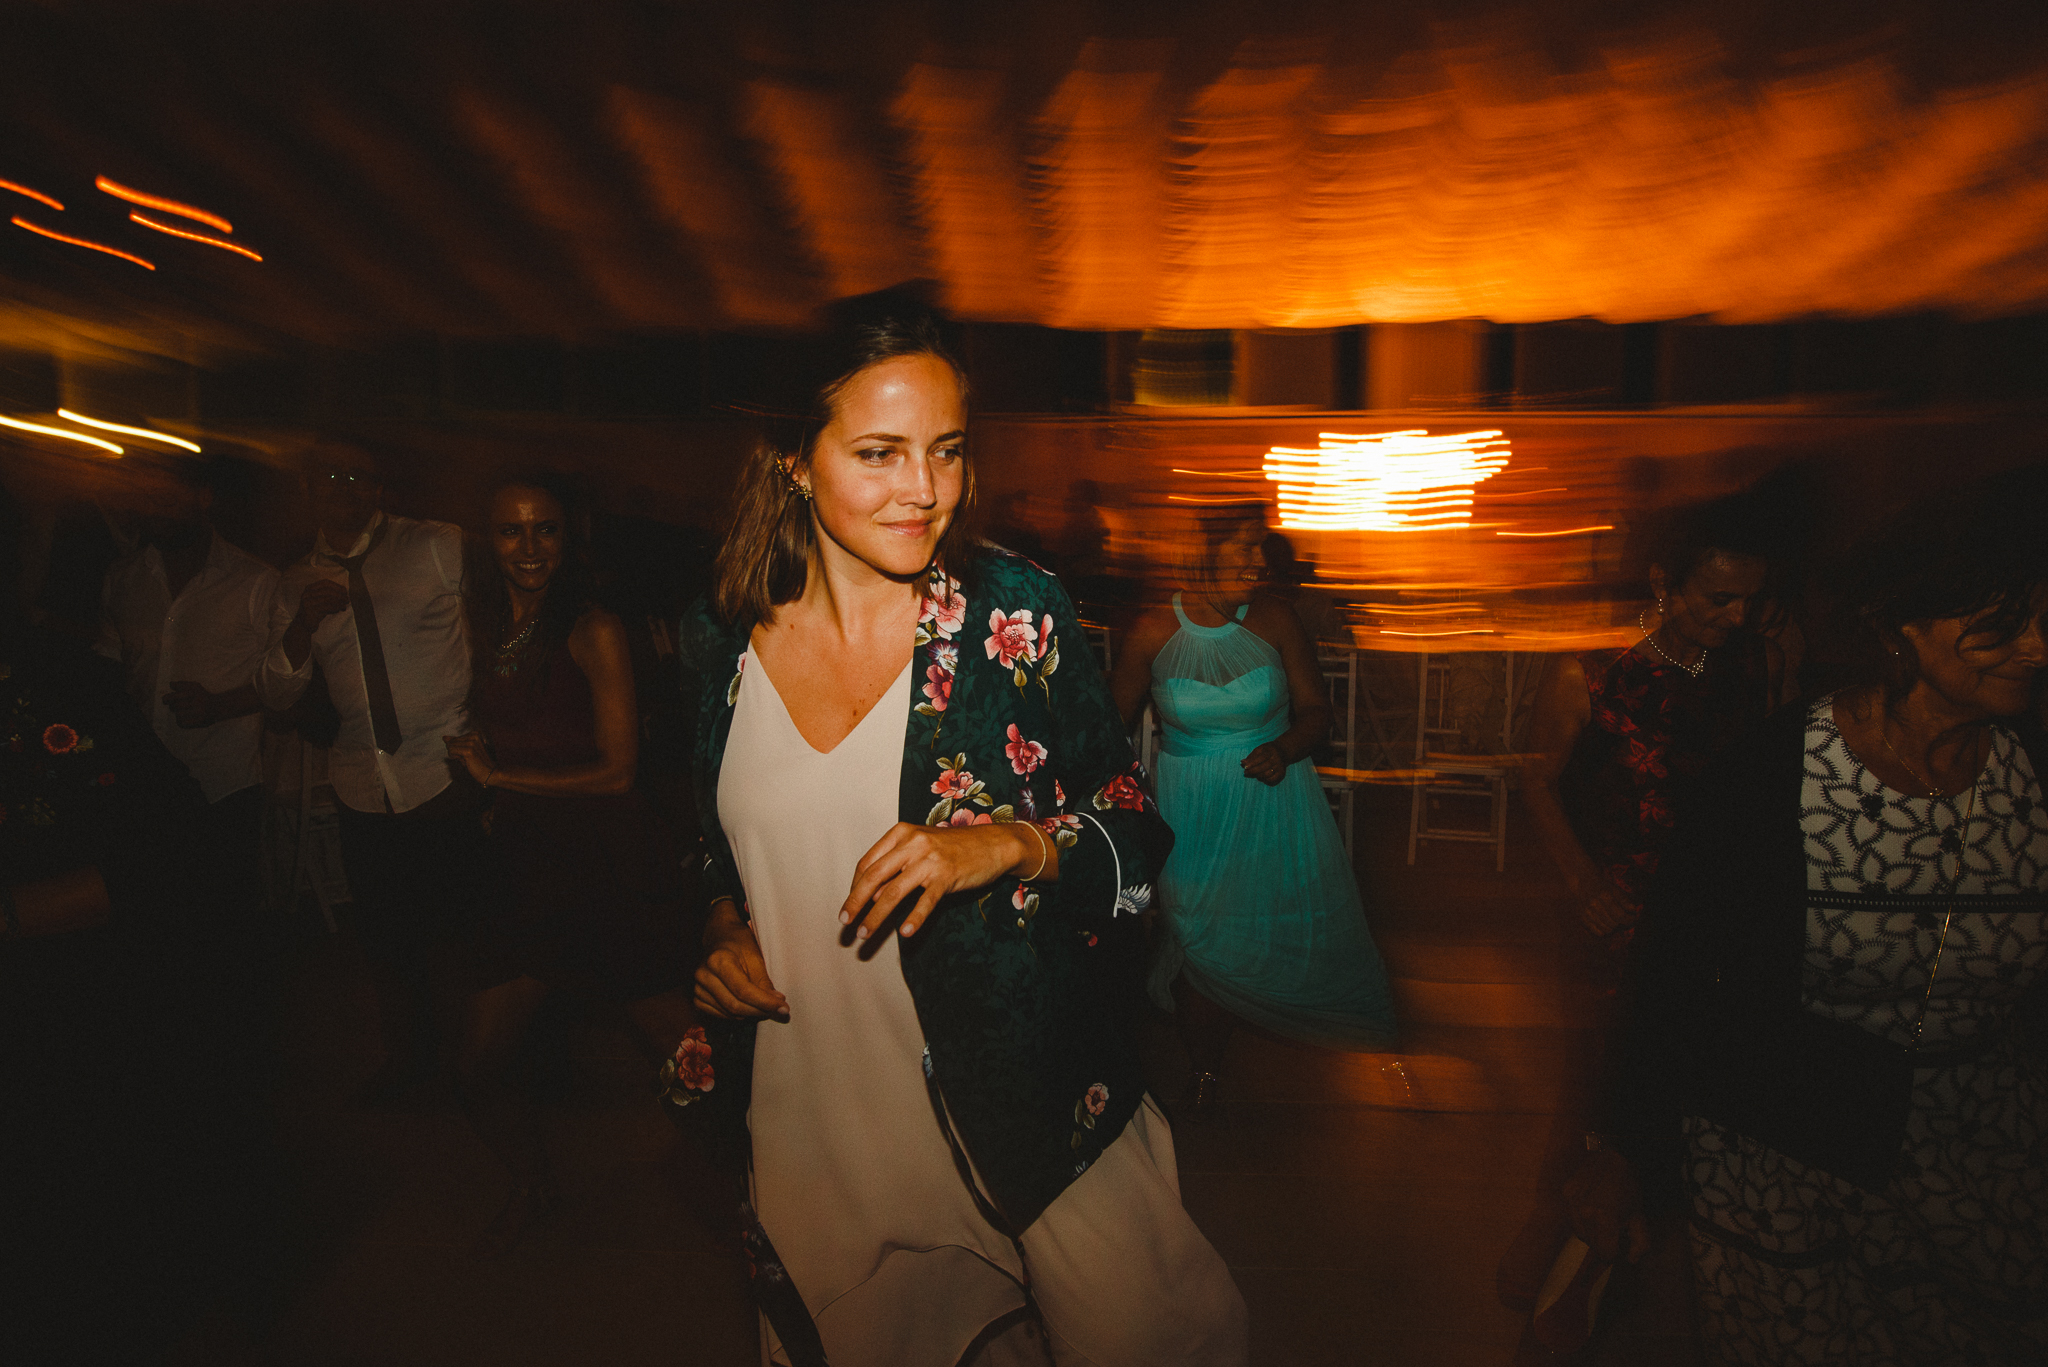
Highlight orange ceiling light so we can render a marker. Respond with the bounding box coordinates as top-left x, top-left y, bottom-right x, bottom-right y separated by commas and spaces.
10, 216, 155, 269
0, 177, 63, 211
58, 409, 201, 453
128, 211, 263, 261
94, 175, 232, 233
1262, 430, 1510, 532
0, 413, 123, 455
